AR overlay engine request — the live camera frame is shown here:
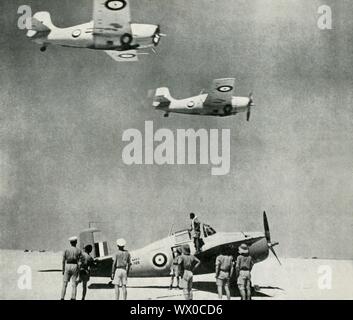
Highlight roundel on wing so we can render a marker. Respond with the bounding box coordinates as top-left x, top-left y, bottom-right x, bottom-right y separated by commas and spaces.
217, 85, 233, 93
105, 0, 127, 11
119, 53, 136, 59
152, 253, 168, 268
